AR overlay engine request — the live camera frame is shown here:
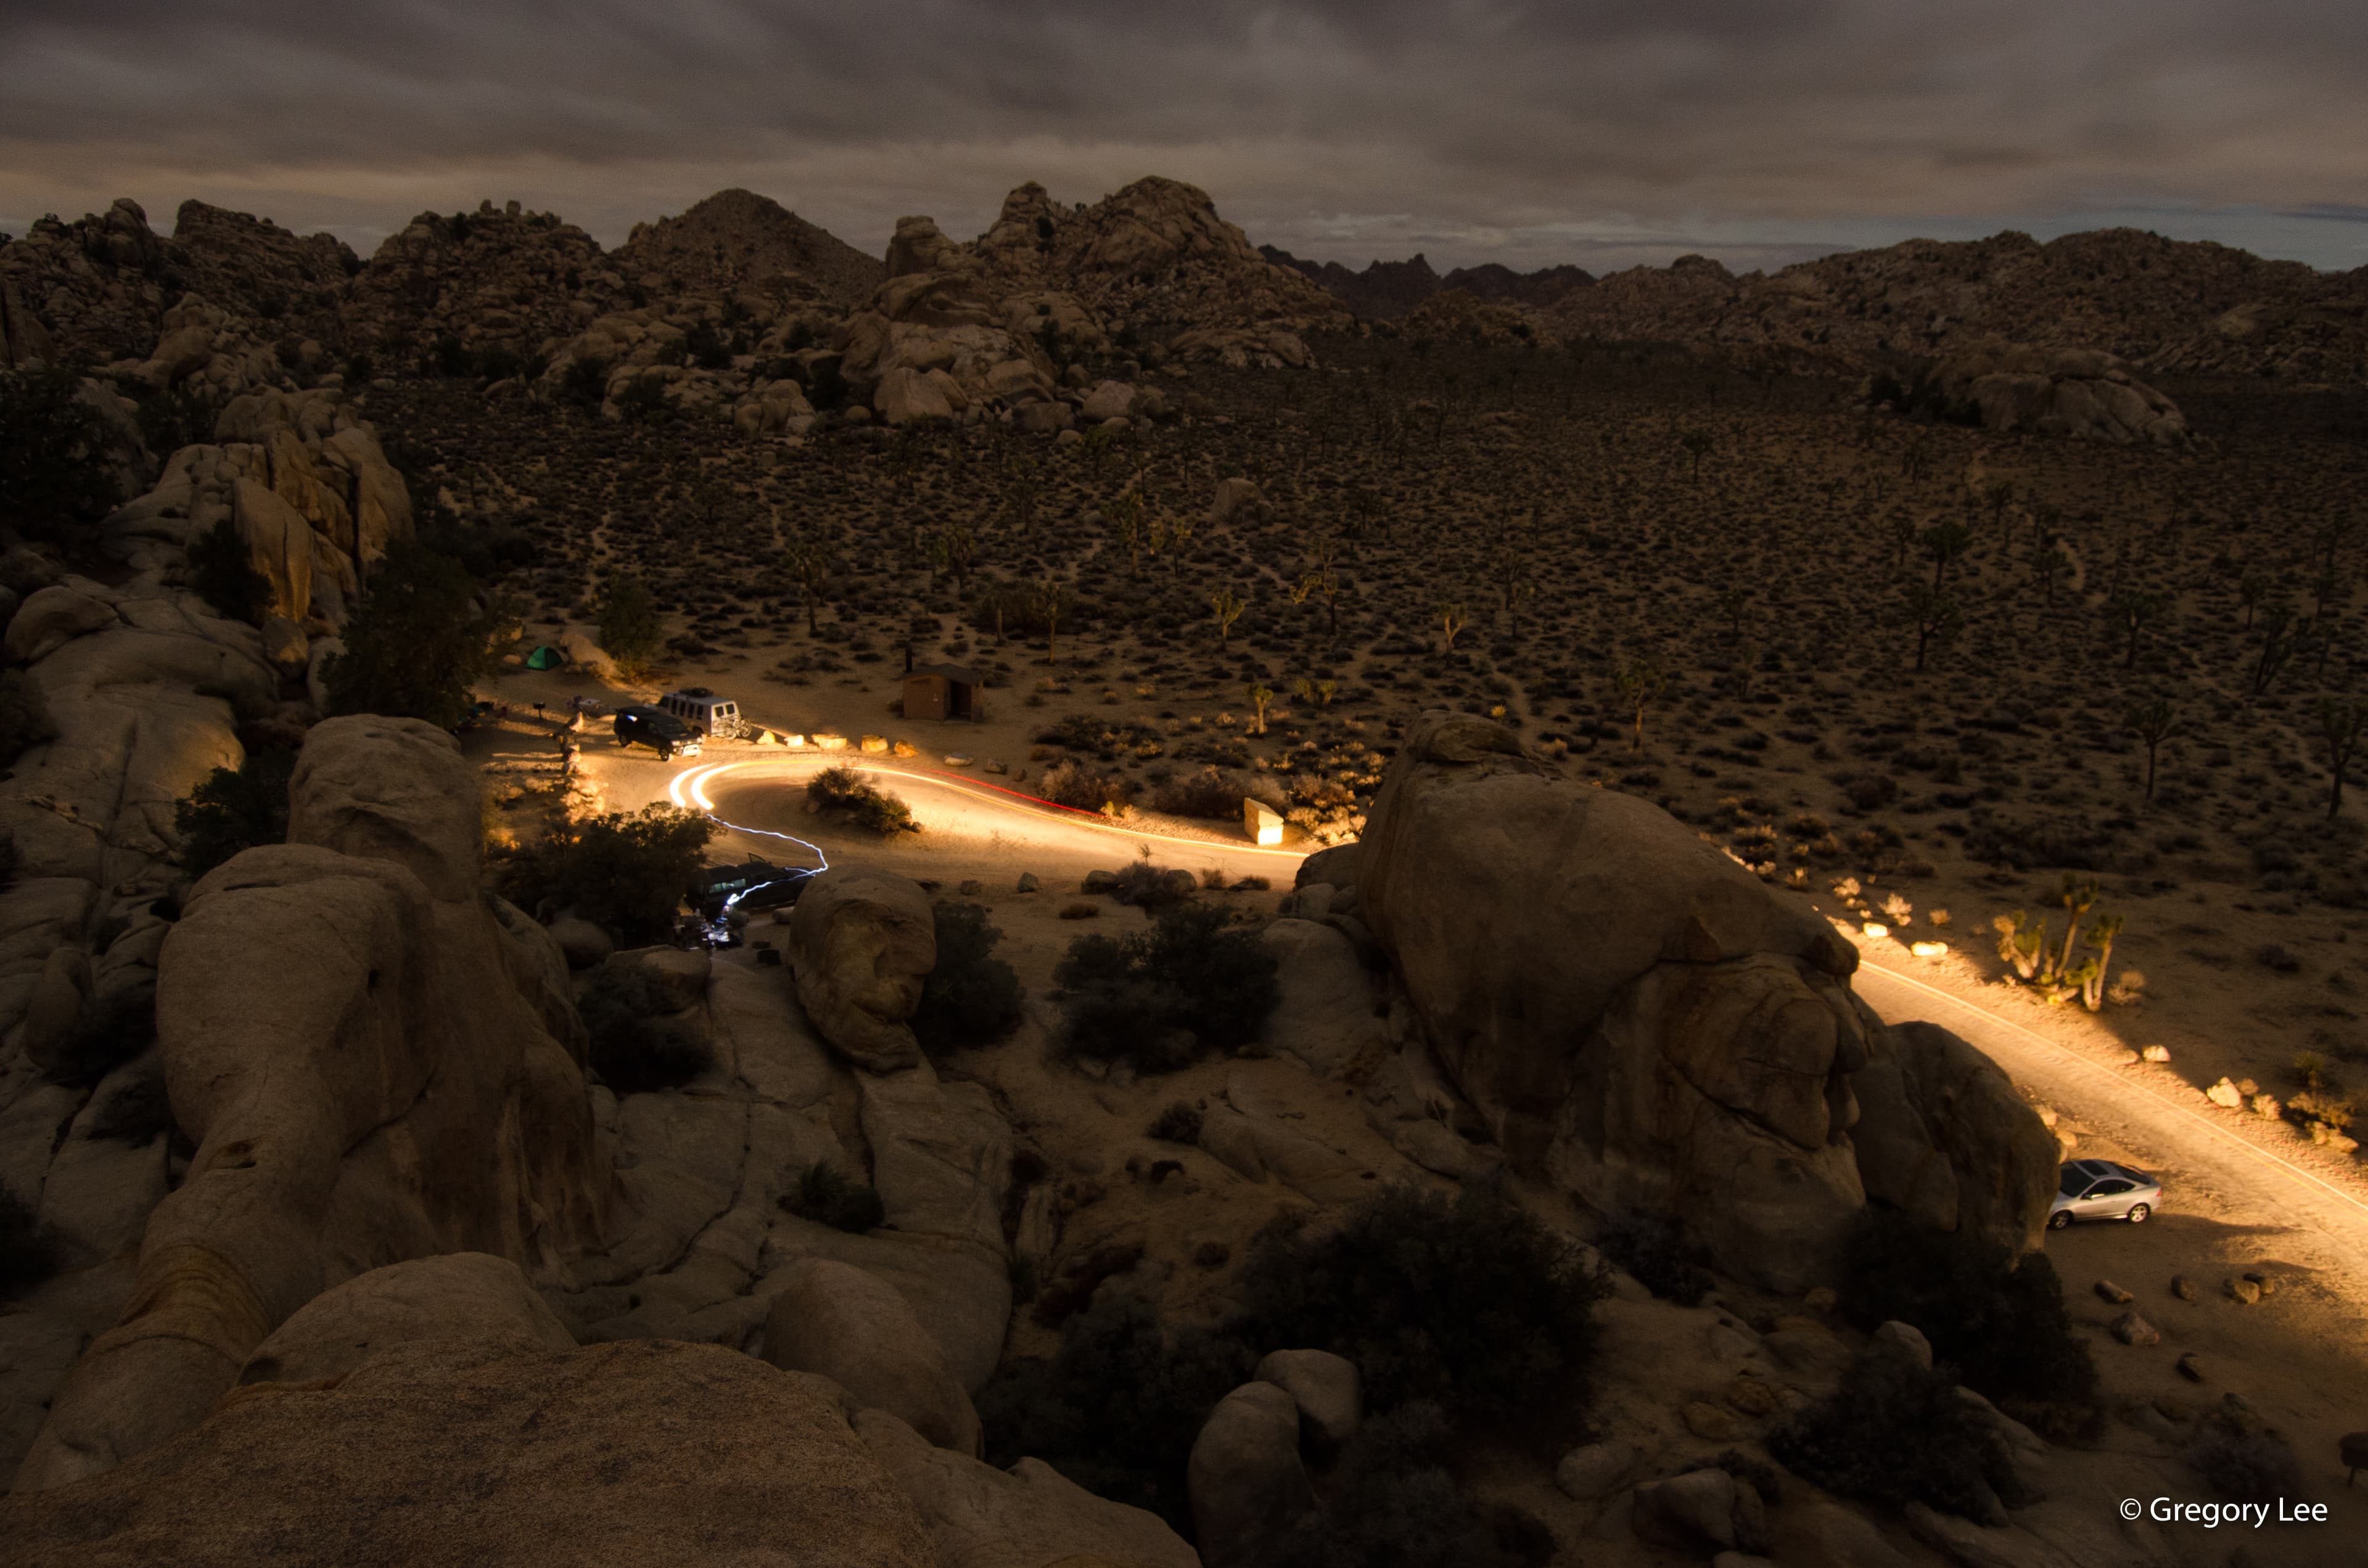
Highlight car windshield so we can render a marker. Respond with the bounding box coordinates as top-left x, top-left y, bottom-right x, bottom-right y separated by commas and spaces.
2058, 1168, 2089, 1197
